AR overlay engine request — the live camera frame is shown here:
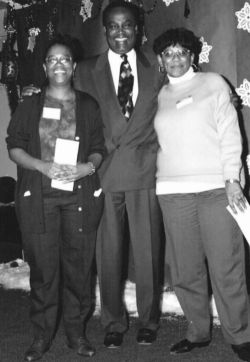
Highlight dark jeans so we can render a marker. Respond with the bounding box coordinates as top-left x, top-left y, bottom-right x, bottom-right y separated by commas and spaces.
22, 194, 96, 342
